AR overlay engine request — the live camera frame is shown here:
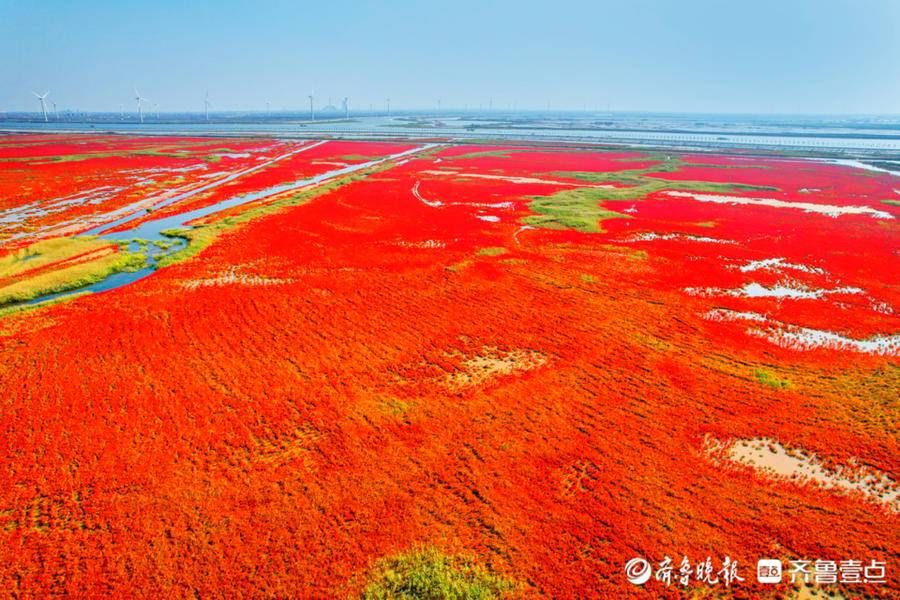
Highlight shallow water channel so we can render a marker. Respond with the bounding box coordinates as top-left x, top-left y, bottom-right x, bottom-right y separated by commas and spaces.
14, 143, 436, 309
